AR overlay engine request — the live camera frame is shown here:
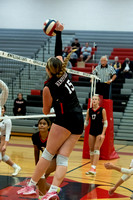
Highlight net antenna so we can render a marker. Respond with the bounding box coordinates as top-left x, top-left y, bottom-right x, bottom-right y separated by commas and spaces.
0, 50, 100, 120
90, 76, 97, 108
